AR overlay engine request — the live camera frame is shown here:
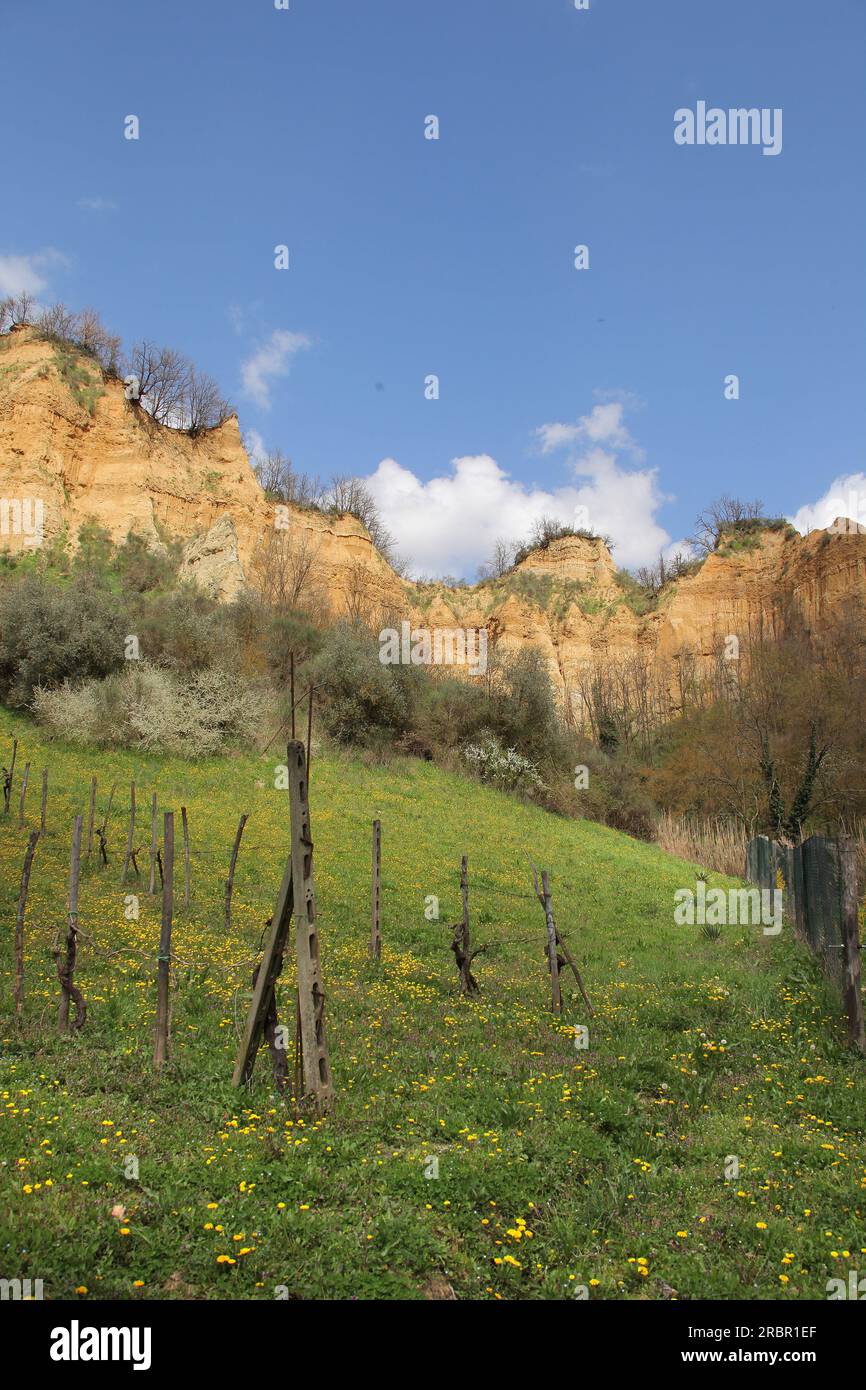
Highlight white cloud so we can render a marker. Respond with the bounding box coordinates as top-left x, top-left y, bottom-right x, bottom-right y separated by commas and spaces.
0, 248, 68, 298
362, 397, 671, 578
365, 424, 672, 579
77, 196, 118, 212
789, 472, 866, 534
240, 329, 311, 409
535, 401, 644, 459
361, 400, 675, 578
